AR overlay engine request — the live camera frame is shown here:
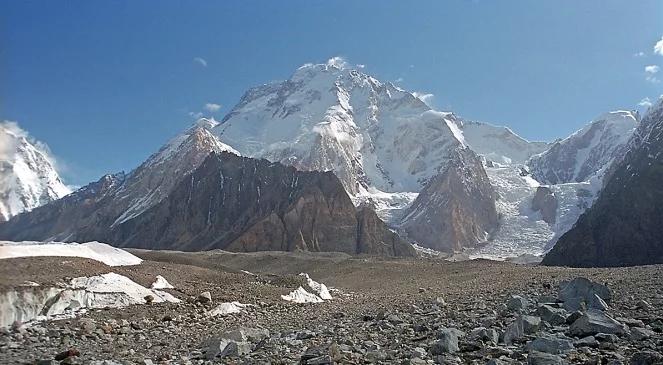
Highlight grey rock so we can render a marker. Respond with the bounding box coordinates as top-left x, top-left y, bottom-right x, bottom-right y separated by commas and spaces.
507, 295, 530, 311
558, 277, 611, 311
630, 327, 655, 341
502, 318, 524, 345
487, 360, 508, 365
527, 351, 567, 365
565, 311, 583, 325
536, 305, 567, 326
629, 351, 663, 365
432, 328, 460, 354
569, 310, 625, 336
635, 299, 654, 310
471, 327, 499, 344
595, 333, 619, 343
198, 291, 212, 303
521, 315, 542, 334
574, 336, 599, 348
526, 334, 574, 354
